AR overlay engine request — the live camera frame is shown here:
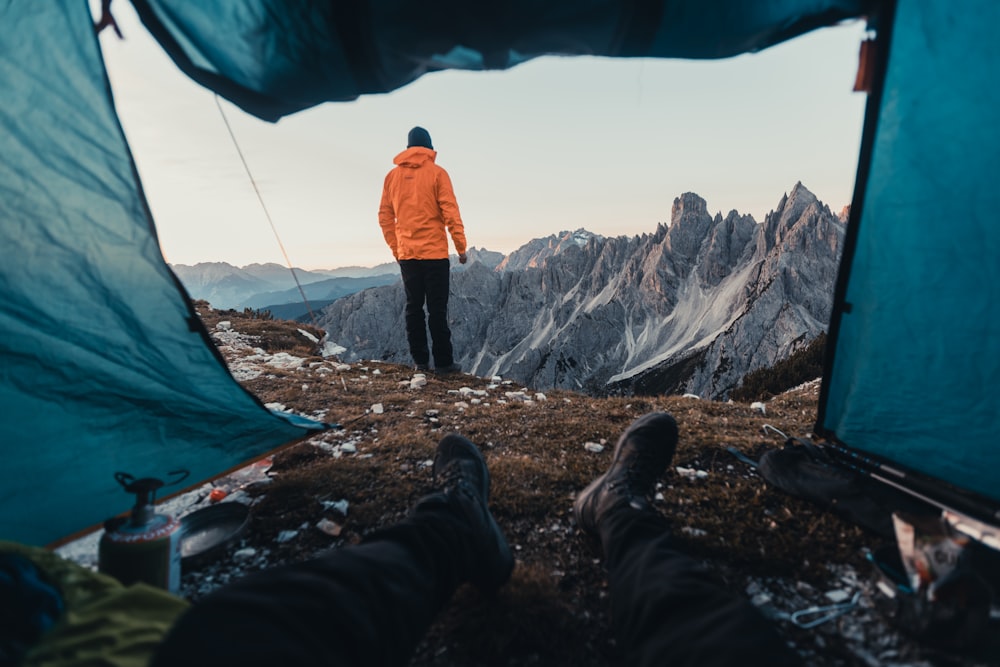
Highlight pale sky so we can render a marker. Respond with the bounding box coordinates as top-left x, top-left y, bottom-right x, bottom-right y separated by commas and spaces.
97, 5, 869, 270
